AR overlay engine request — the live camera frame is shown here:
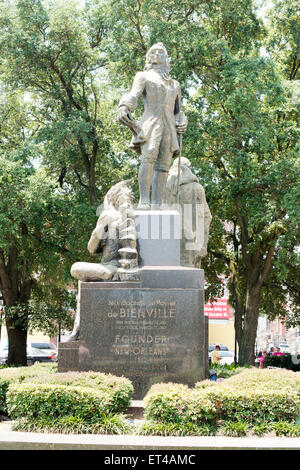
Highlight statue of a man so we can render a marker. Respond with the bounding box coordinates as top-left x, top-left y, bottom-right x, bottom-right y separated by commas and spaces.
118, 43, 188, 209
